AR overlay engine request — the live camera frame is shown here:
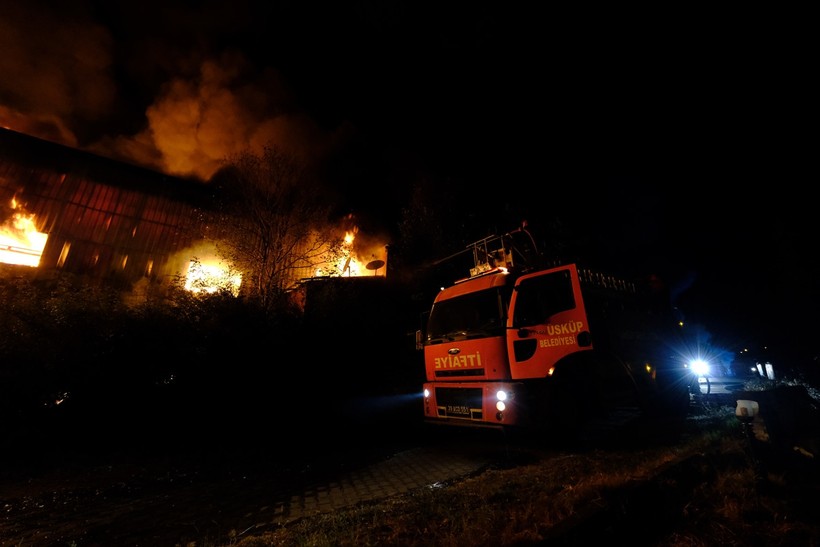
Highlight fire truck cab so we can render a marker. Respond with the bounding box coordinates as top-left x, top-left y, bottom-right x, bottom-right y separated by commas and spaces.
420, 226, 688, 436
